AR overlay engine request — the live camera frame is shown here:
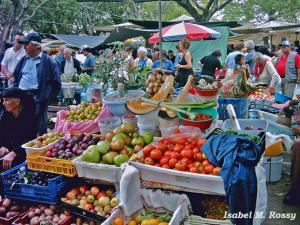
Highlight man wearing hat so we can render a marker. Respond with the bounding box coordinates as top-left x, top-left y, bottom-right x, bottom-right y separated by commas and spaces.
81, 45, 96, 75
275, 40, 300, 97
13, 32, 61, 135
